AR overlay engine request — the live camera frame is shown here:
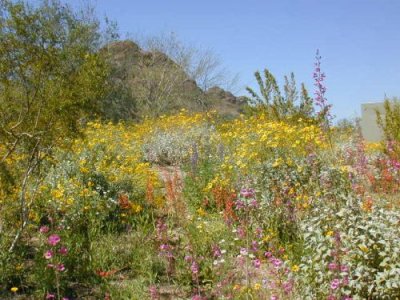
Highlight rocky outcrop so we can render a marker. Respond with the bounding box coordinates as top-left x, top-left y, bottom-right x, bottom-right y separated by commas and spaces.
102, 40, 247, 118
